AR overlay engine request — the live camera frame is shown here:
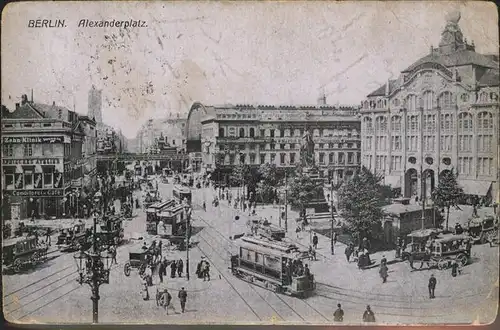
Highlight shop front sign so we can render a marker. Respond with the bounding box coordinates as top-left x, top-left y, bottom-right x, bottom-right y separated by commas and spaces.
2, 158, 61, 165
3, 136, 68, 144
3, 189, 64, 197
